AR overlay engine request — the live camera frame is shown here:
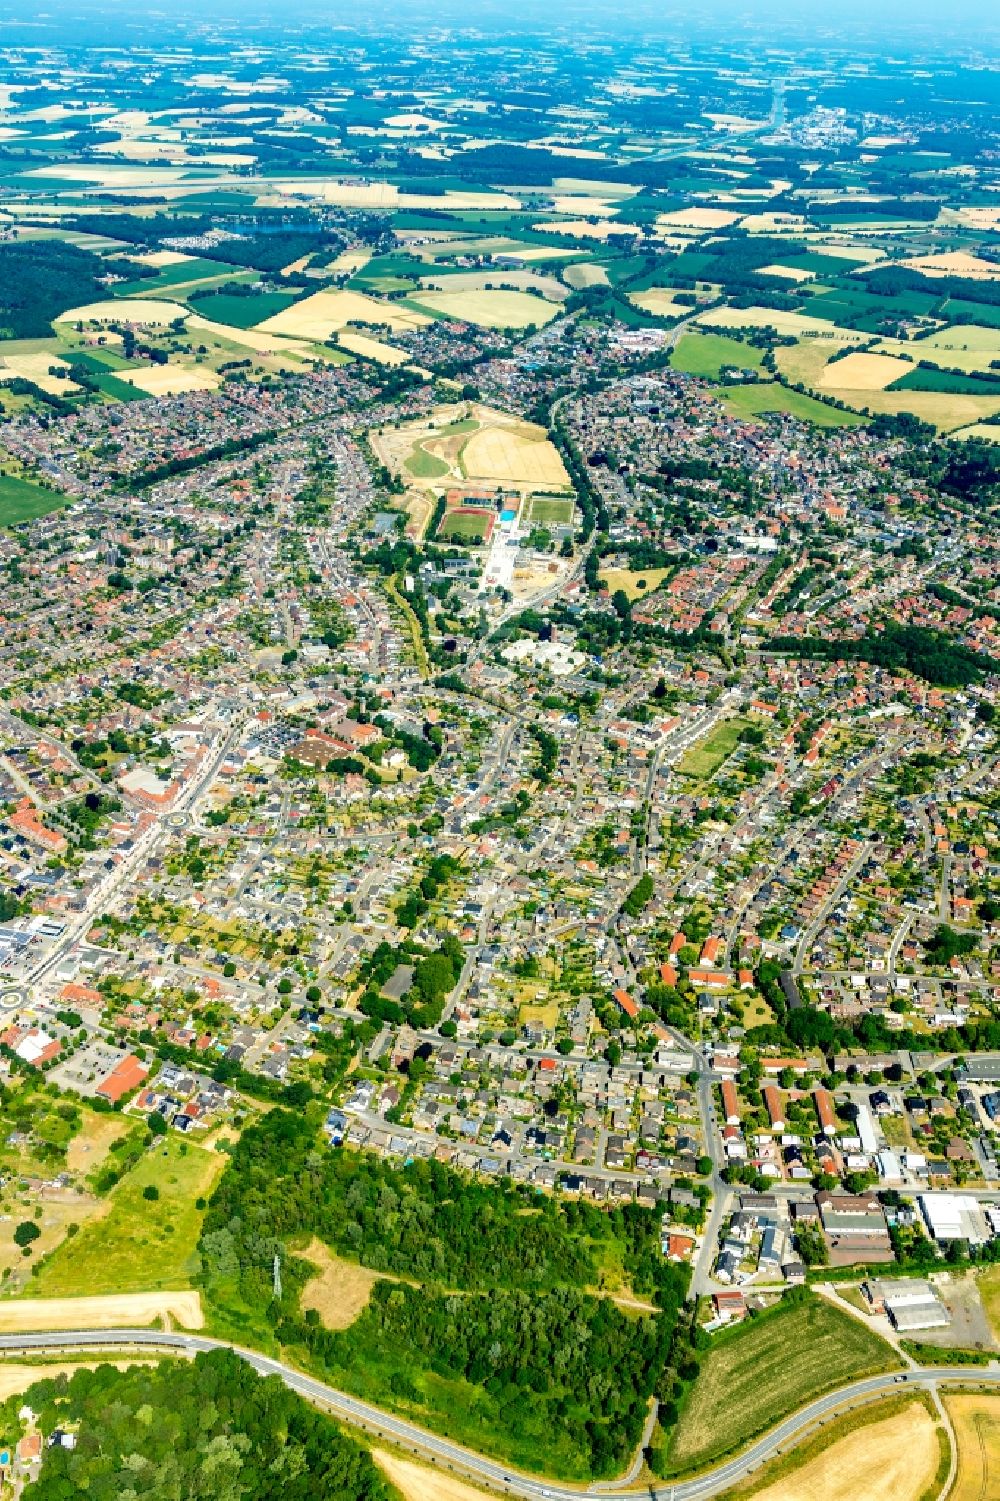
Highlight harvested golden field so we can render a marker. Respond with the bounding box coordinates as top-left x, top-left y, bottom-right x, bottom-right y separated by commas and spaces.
128, 249, 193, 267
299, 1239, 382, 1330
410, 288, 559, 329
817, 352, 911, 391
55, 298, 191, 326
0, 1290, 203, 1331
697, 305, 864, 342
657, 206, 742, 229
258, 287, 429, 339
337, 331, 409, 365
629, 289, 691, 318
462, 424, 570, 487
373, 1449, 493, 1501
951, 422, 1000, 443
0, 352, 82, 397
183, 313, 324, 362
748, 1402, 939, 1501
757, 263, 815, 282
123, 365, 220, 395
535, 218, 641, 240
418, 269, 569, 301
897, 250, 1000, 280
945, 1393, 1000, 1500
824, 387, 1000, 434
